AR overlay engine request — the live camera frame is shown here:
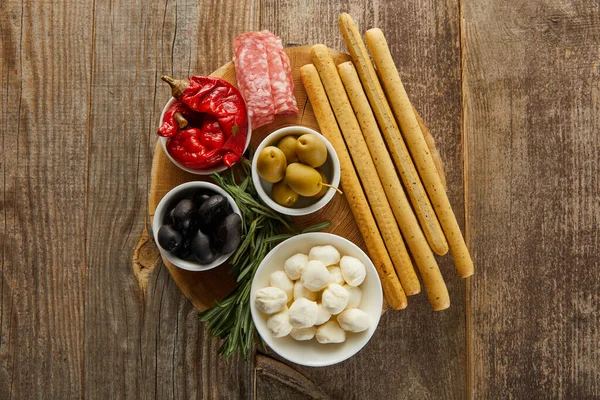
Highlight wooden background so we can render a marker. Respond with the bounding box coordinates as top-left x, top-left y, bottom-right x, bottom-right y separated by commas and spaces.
0, 0, 598, 398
